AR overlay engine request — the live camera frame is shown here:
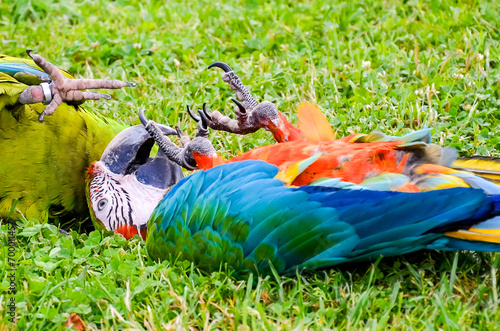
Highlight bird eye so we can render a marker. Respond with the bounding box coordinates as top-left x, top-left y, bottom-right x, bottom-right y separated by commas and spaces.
97, 198, 108, 211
